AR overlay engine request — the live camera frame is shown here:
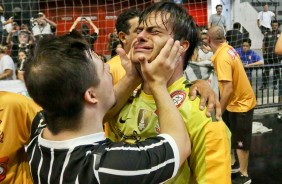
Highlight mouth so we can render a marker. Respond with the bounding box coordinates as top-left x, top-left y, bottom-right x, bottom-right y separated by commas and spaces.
134, 45, 153, 52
